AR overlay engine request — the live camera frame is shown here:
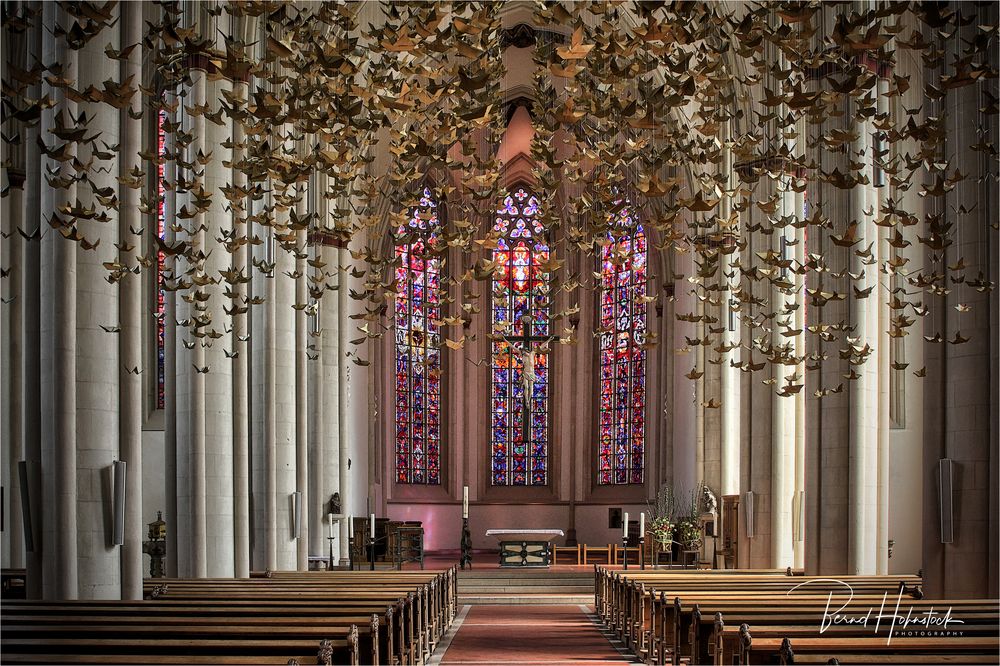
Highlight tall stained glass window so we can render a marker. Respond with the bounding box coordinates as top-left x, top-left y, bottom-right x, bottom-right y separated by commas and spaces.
597, 203, 647, 484
491, 187, 550, 486
394, 187, 442, 484
155, 110, 167, 410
